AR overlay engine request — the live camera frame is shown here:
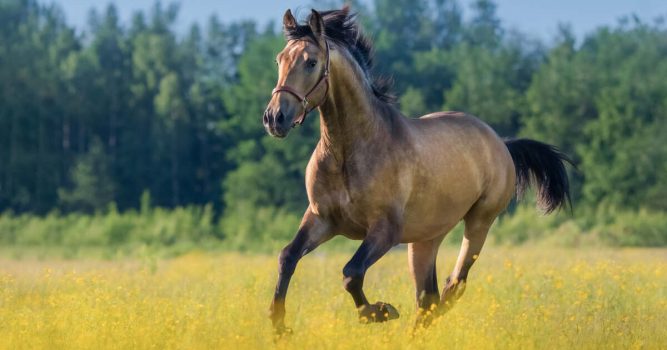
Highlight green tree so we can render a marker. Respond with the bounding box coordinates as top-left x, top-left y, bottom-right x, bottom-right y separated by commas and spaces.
58, 138, 116, 212
220, 30, 319, 214
444, 38, 540, 135
1, 0, 666, 217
